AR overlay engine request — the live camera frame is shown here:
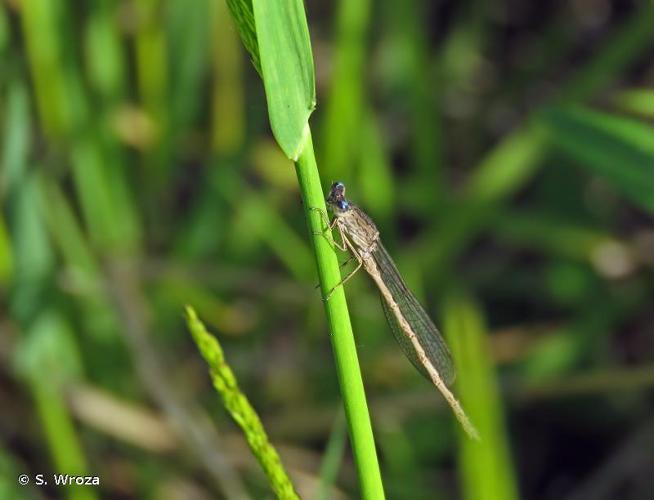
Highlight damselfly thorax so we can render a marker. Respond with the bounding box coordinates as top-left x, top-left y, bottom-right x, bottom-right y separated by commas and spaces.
333, 206, 380, 257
